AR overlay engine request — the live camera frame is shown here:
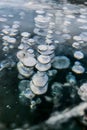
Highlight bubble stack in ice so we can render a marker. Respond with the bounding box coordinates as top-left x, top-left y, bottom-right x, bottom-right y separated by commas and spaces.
17, 50, 36, 79
34, 10, 50, 37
